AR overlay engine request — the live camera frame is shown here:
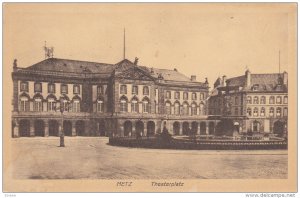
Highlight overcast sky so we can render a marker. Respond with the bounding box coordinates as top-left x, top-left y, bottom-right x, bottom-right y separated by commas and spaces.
4, 3, 292, 87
